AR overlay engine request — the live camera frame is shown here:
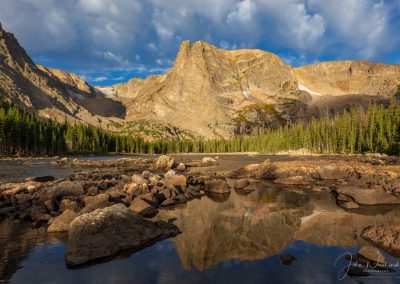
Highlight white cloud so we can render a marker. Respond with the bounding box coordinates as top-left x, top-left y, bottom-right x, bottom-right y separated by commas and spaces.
92, 76, 108, 82
0, 0, 398, 84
